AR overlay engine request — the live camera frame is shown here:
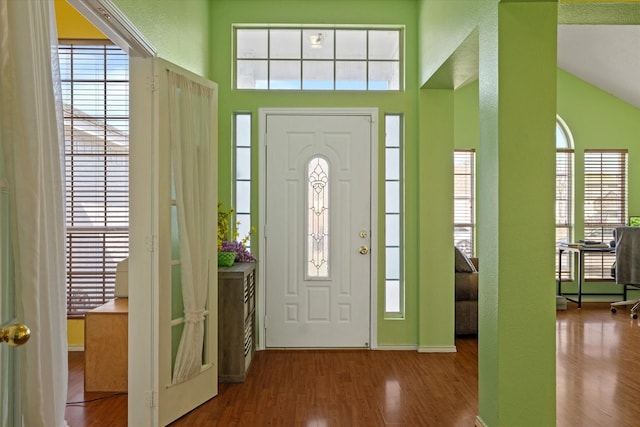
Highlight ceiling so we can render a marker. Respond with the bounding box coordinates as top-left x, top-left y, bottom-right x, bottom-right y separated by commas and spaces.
558, 24, 640, 109
426, 21, 640, 112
